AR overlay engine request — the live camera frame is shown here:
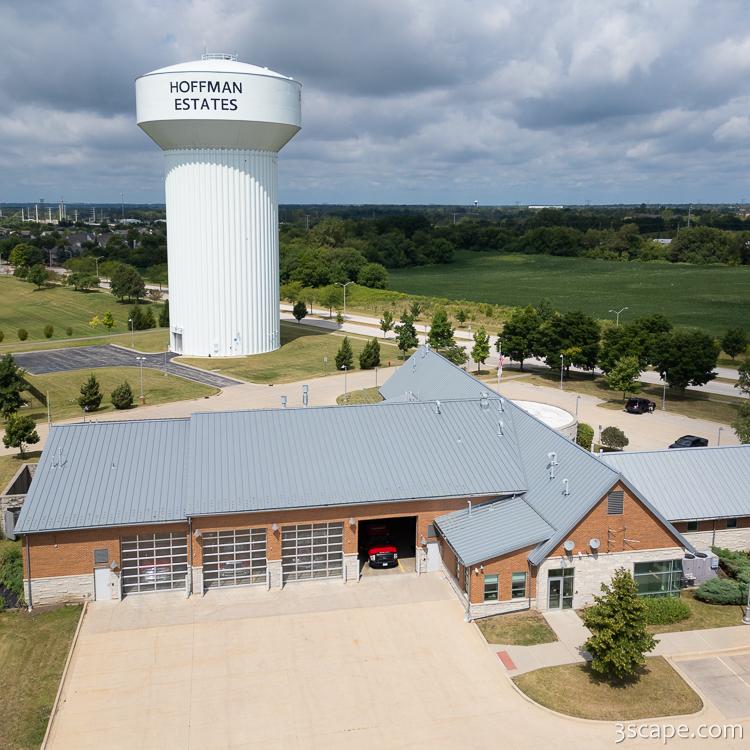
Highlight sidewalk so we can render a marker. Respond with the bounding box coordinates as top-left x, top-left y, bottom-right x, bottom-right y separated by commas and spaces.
490, 608, 750, 675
